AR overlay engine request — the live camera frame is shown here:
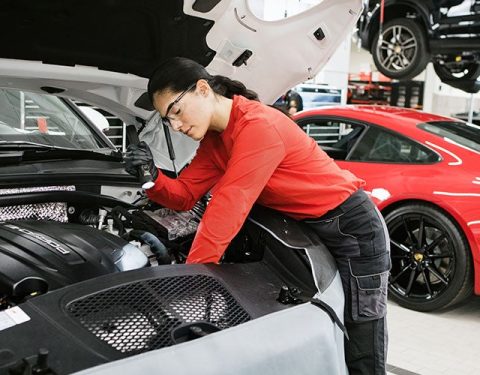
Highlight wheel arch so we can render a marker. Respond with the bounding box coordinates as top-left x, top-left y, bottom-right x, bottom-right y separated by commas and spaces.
367, 2, 431, 50
380, 198, 479, 295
